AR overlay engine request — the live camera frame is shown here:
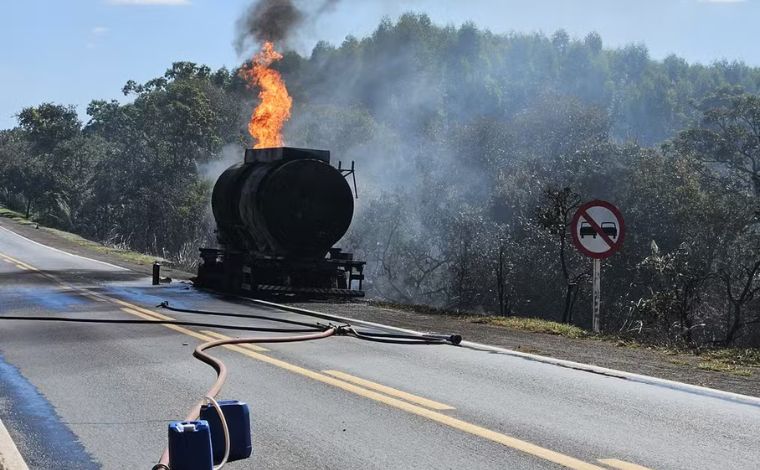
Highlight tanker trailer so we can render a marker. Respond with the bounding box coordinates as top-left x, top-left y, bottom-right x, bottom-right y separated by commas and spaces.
196, 147, 365, 297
